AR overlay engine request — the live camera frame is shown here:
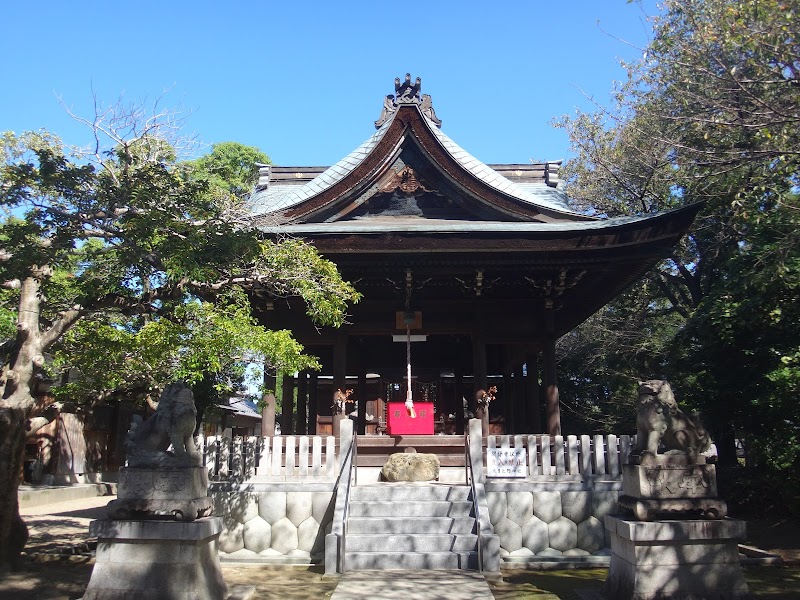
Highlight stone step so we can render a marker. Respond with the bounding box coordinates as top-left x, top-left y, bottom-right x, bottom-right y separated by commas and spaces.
18, 483, 116, 509
347, 516, 476, 535
343, 551, 478, 571
346, 533, 478, 553
351, 484, 471, 503
356, 455, 466, 468
349, 501, 474, 518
